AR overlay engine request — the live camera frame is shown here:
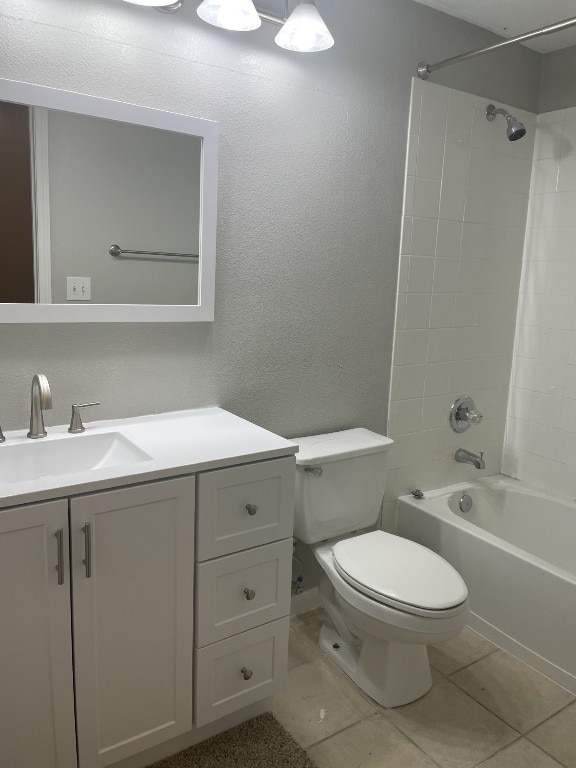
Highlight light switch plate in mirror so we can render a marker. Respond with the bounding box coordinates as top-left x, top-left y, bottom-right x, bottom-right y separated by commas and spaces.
0, 78, 218, 323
